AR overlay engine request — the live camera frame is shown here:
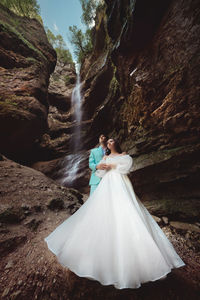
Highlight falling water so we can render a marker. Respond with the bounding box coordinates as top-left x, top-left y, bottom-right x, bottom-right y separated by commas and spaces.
58, 67, 86, 188
71, 70, 82, 152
